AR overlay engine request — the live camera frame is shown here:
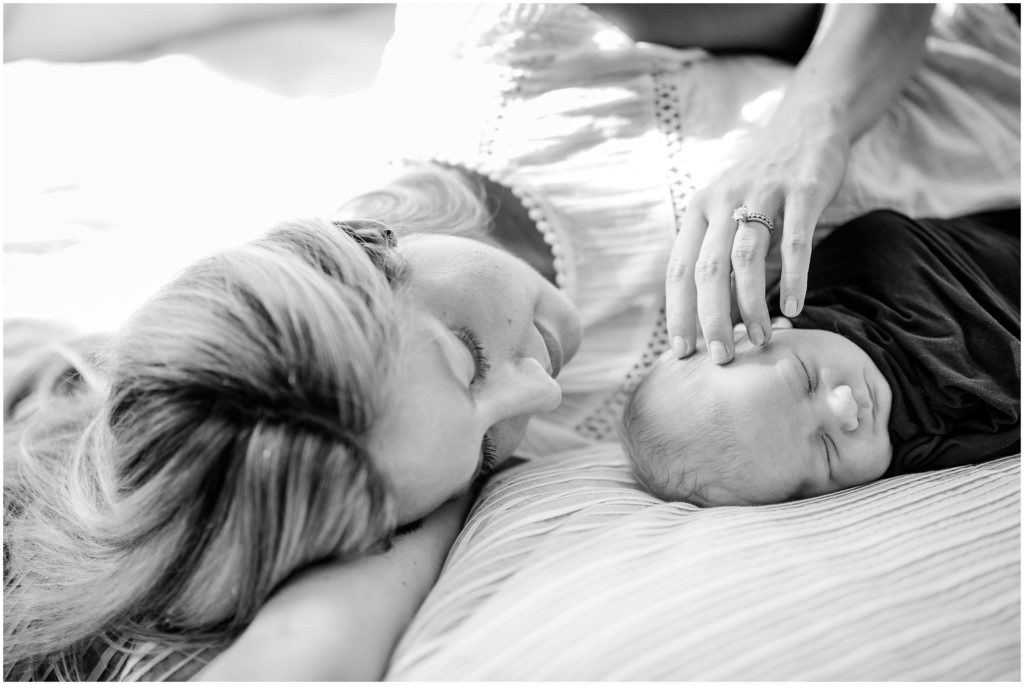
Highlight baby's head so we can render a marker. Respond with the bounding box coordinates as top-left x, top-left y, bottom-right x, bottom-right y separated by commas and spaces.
622, 328, 894, 506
